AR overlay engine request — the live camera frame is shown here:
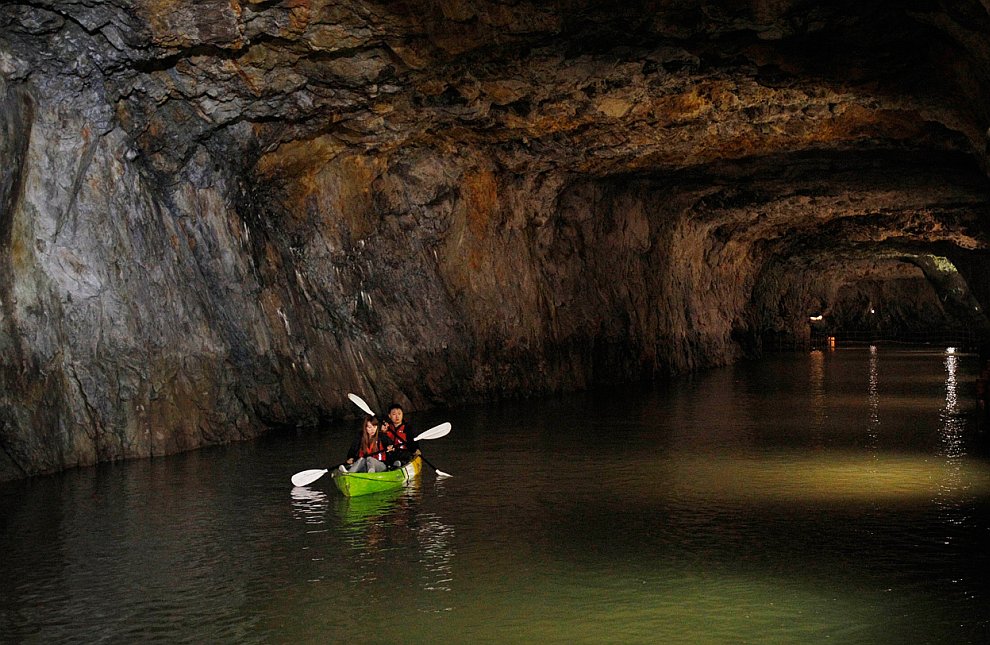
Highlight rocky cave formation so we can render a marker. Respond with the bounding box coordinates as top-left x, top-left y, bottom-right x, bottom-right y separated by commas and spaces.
3, 0, 990, 479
